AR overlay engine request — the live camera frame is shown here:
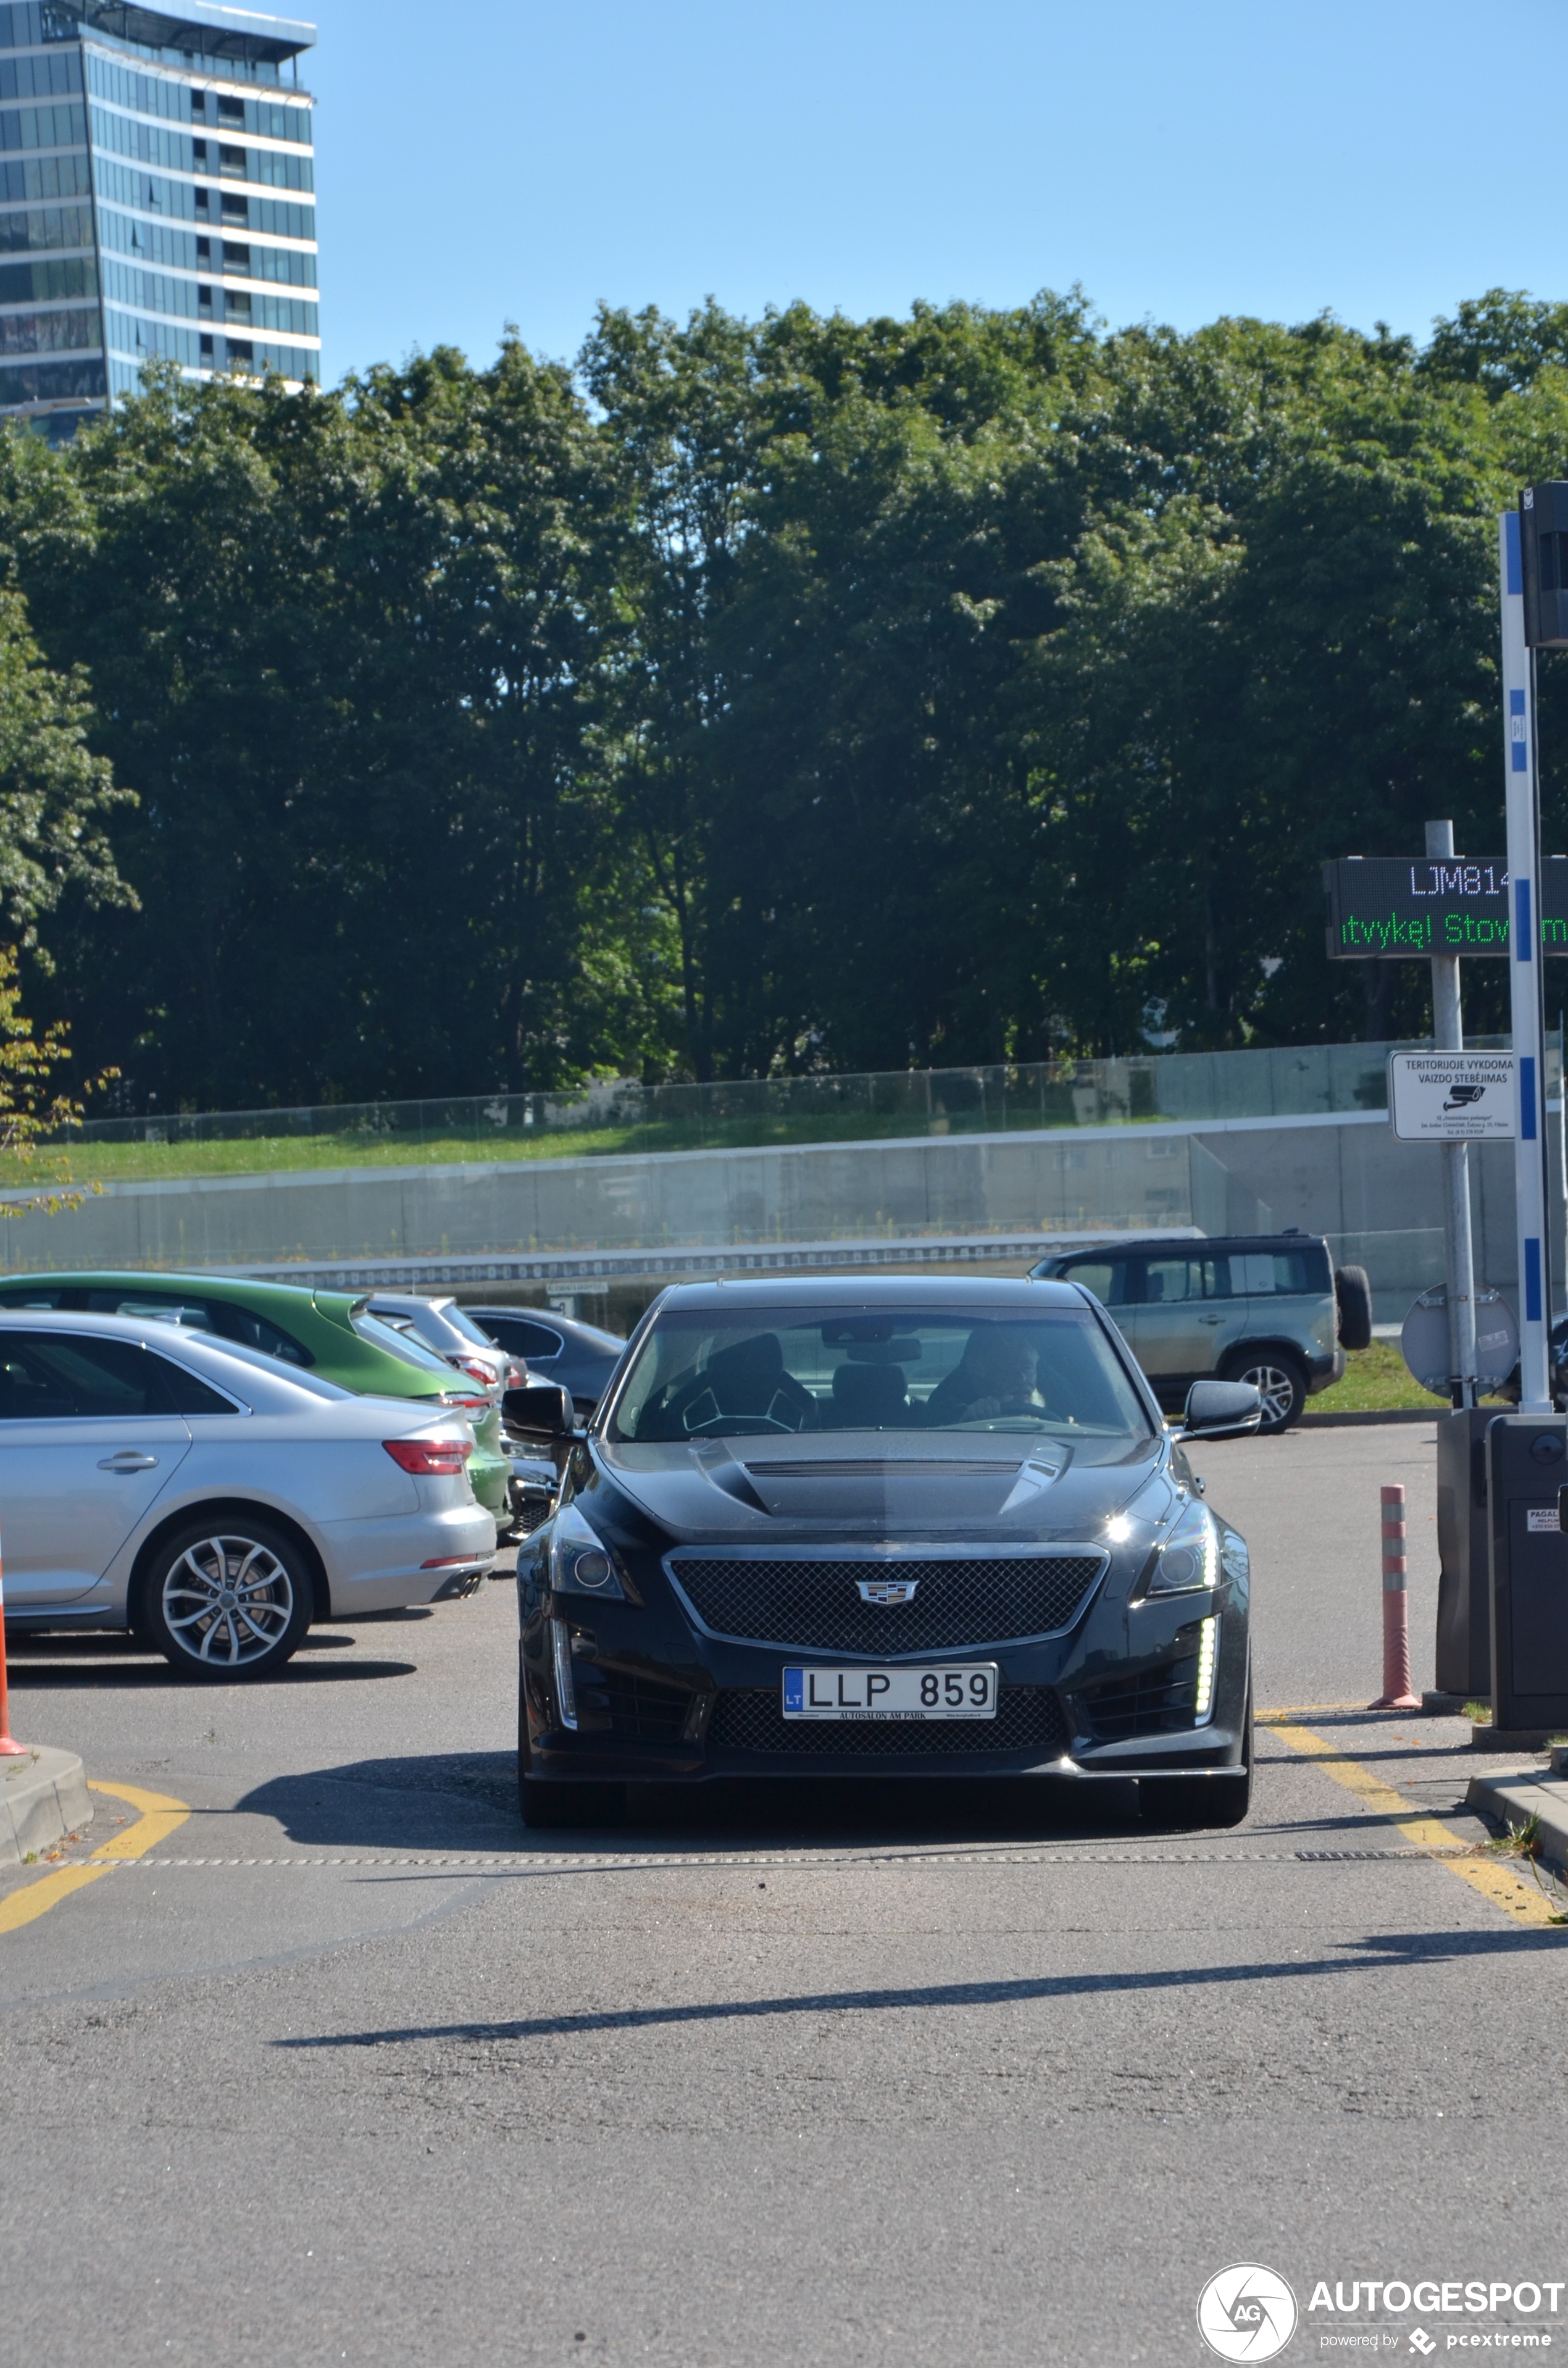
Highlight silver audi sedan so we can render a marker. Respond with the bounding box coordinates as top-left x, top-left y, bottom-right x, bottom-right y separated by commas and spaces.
0, 1311, 496, 1680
